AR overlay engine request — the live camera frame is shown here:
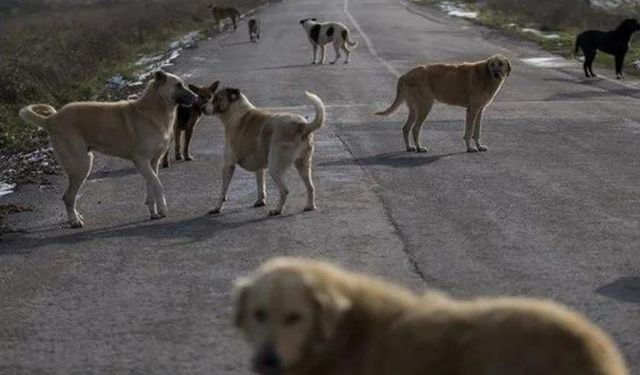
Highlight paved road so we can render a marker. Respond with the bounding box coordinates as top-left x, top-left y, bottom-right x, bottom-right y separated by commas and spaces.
2, 0, 639, 373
